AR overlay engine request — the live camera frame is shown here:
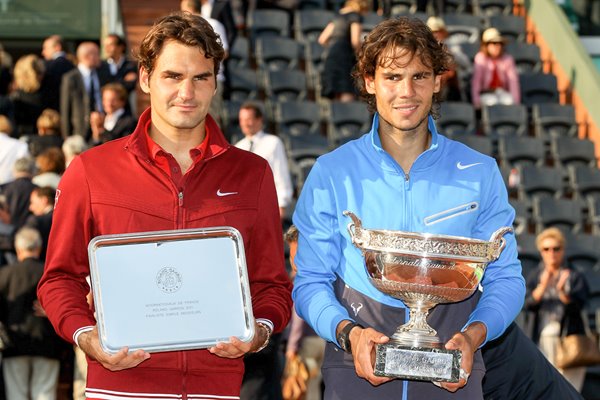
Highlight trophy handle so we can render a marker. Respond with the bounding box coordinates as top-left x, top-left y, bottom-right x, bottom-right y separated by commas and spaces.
343, 210, 364, 247
489, 226, 513, 260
